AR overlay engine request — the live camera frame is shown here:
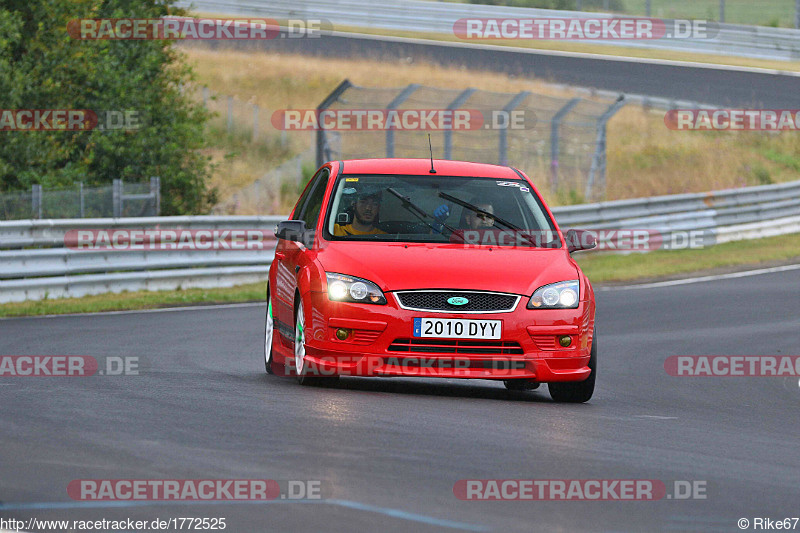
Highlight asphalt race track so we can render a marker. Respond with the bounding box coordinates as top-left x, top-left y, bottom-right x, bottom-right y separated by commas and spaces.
196, 31, 800, 108
1, 267, 799, 532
